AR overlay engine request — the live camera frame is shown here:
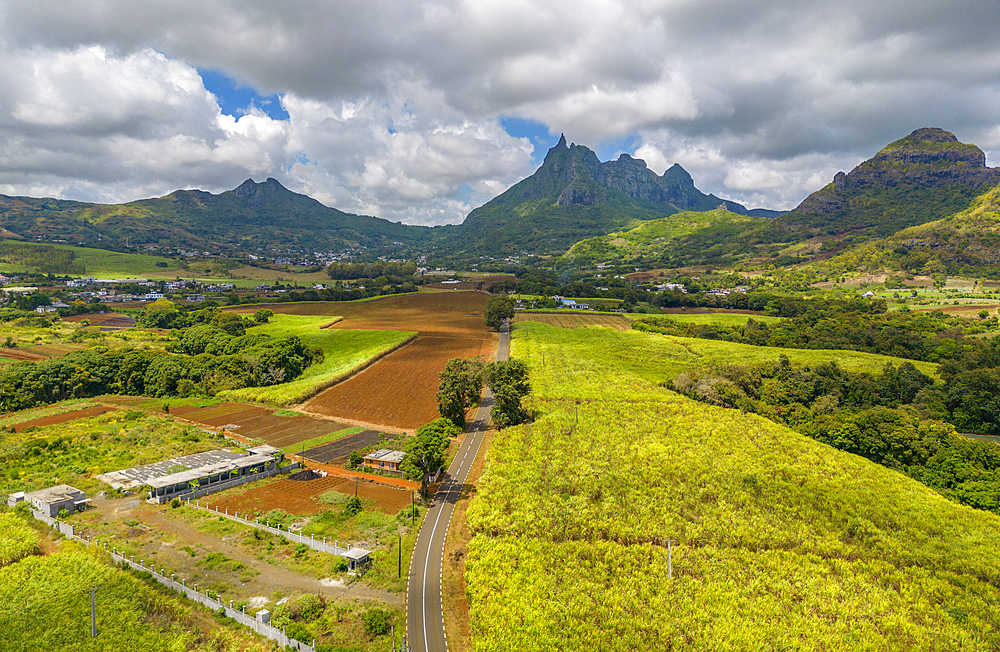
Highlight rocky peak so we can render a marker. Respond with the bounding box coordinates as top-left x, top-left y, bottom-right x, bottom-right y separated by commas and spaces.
233, 177, 289, 209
